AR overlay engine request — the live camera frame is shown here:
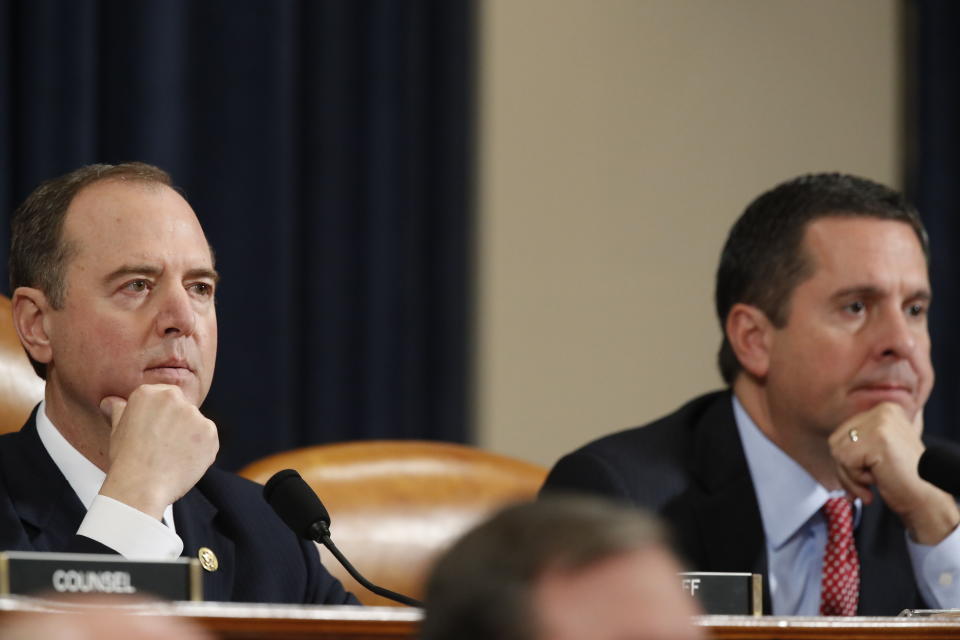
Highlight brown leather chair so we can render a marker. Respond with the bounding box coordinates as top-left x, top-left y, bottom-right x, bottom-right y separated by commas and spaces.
239, 440, 548, 607
0, 294, 45, 433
